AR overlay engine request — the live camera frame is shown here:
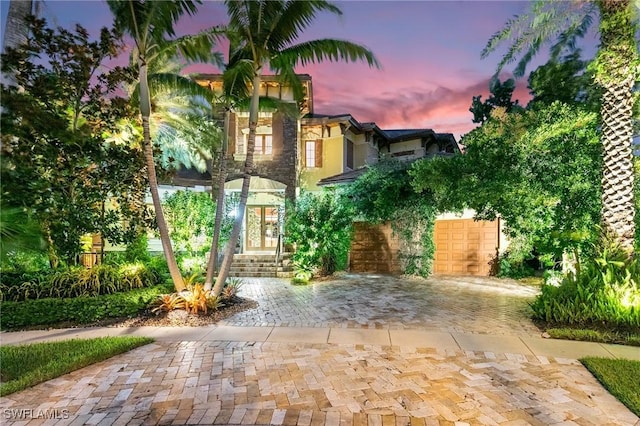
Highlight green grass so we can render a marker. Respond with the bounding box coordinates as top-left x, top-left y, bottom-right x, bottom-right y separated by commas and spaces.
581, 357, 640, 417
546, 327, 640, 347
0, 336, 154, 396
